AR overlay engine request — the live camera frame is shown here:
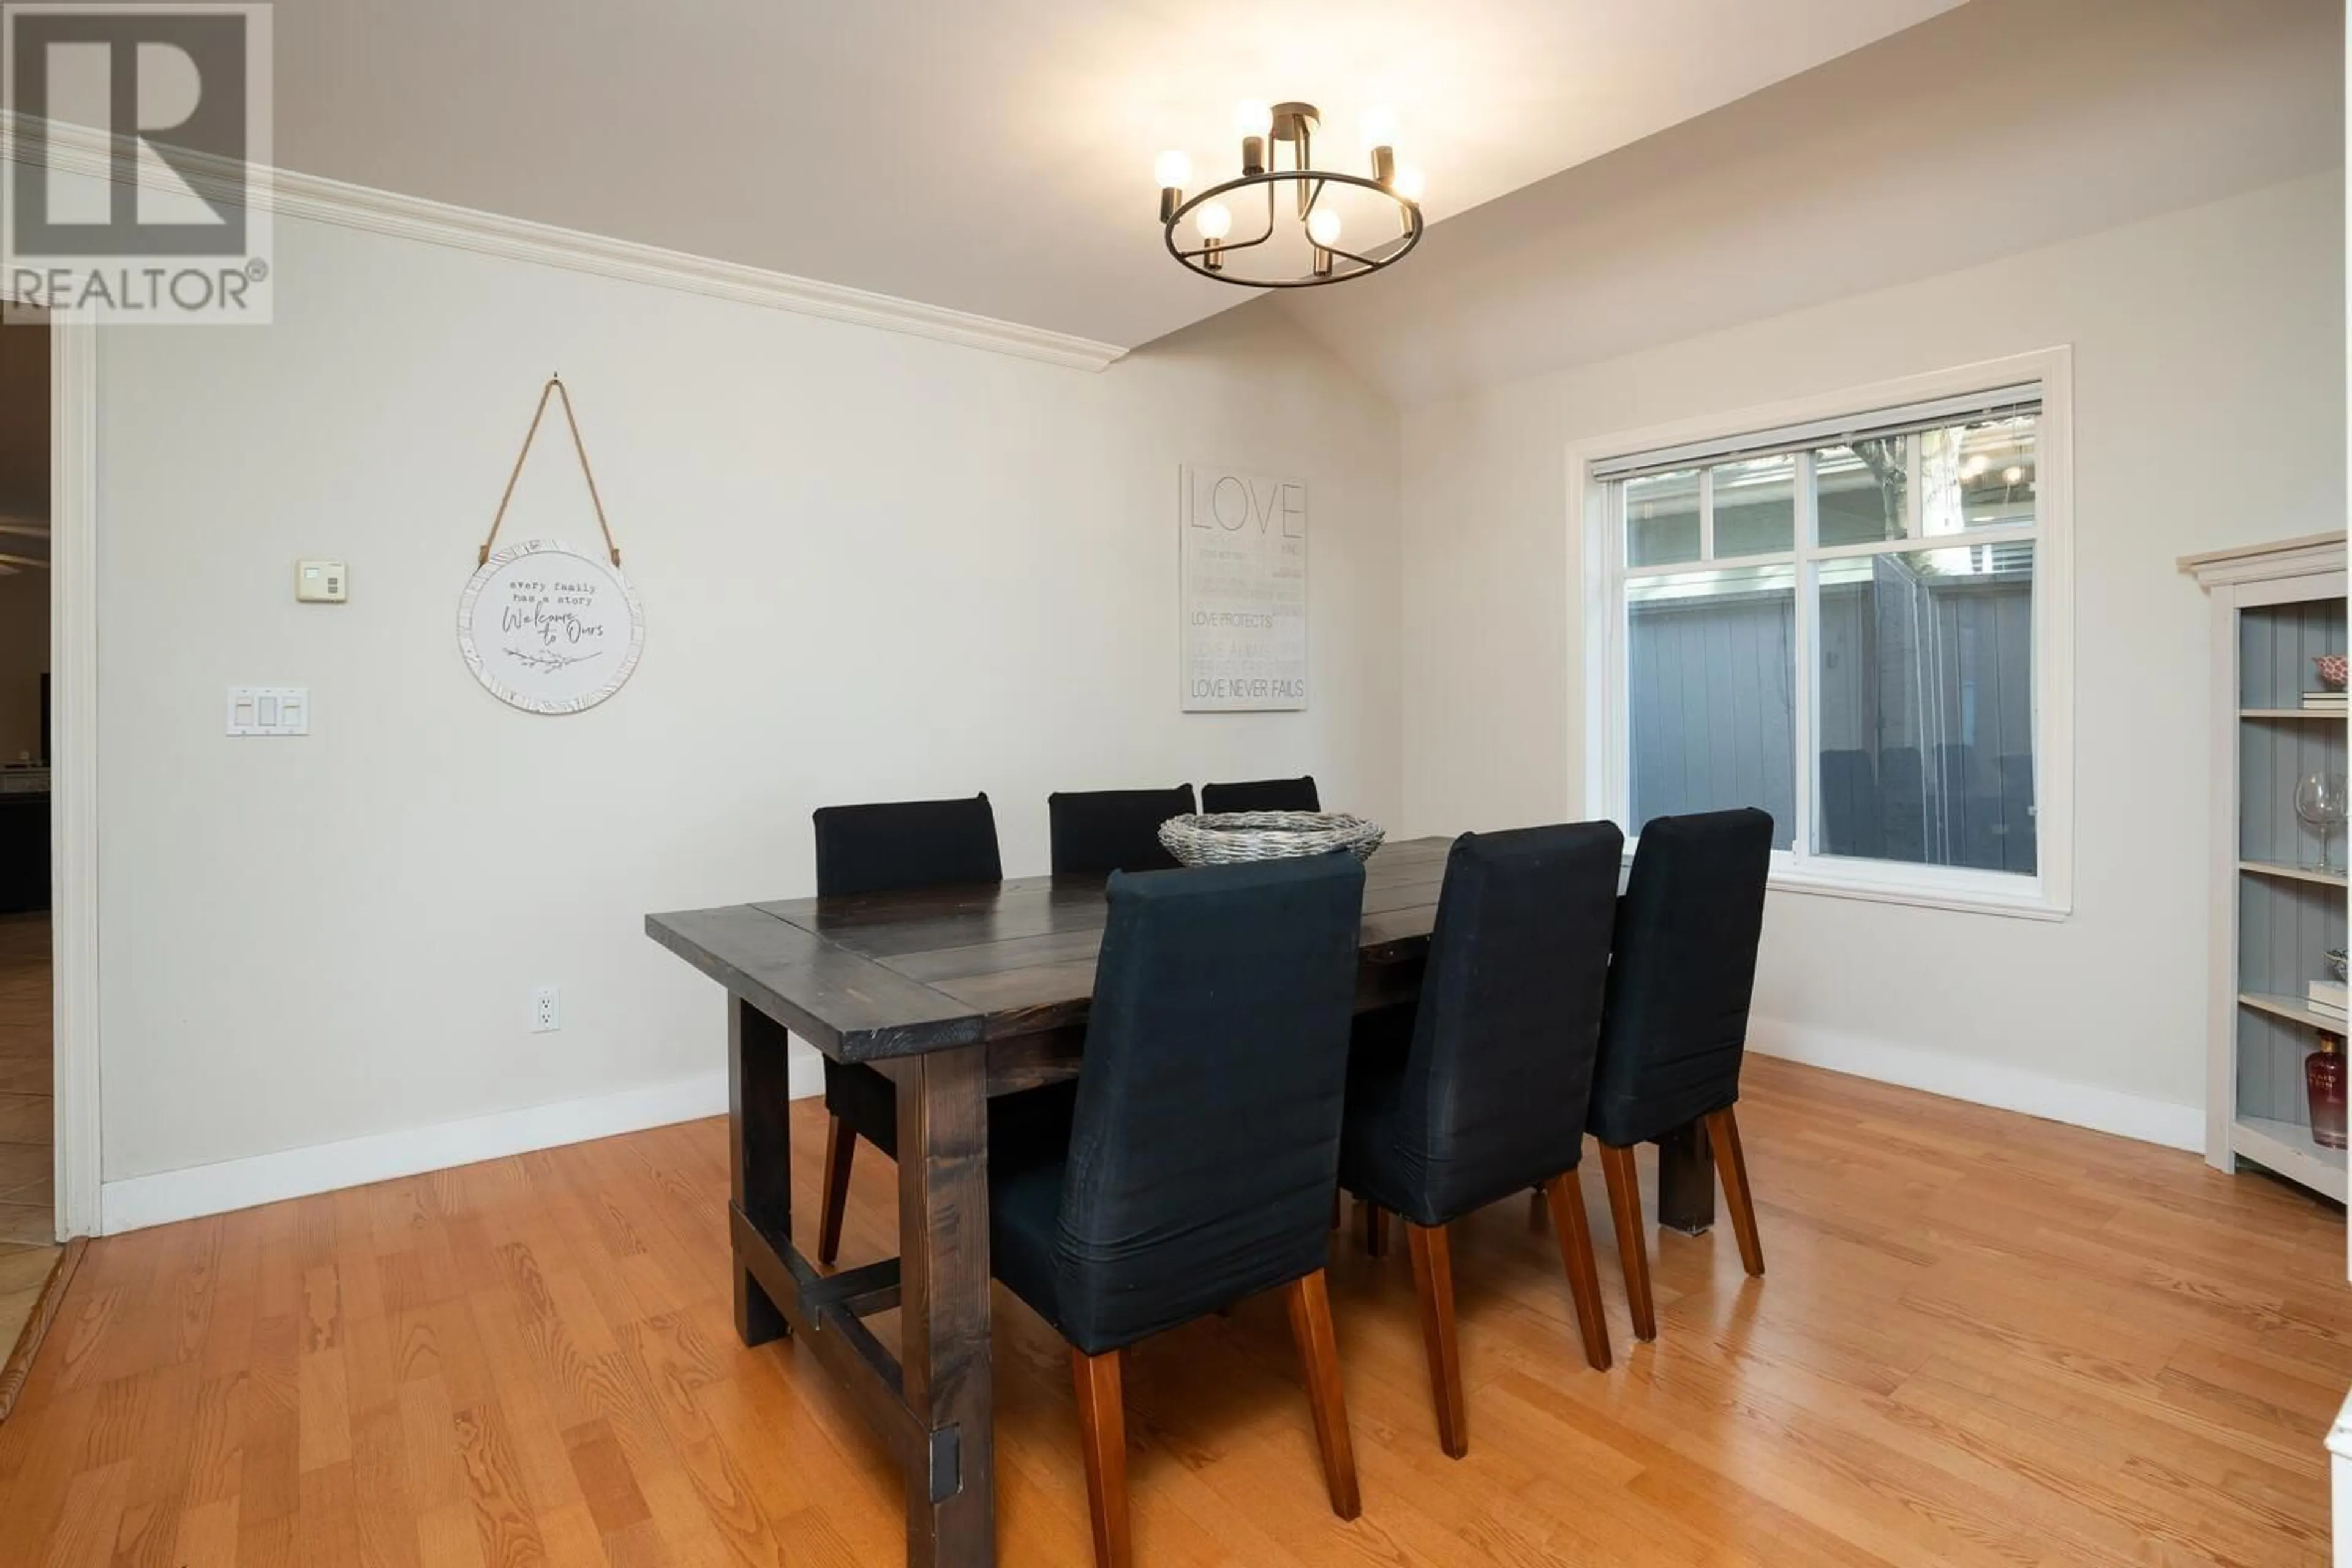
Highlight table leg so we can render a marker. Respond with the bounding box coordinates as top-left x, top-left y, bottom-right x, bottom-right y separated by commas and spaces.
728, 996, 791, 1345
1653, 1120, 1716, 1236
895, 1044, 995, 1567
